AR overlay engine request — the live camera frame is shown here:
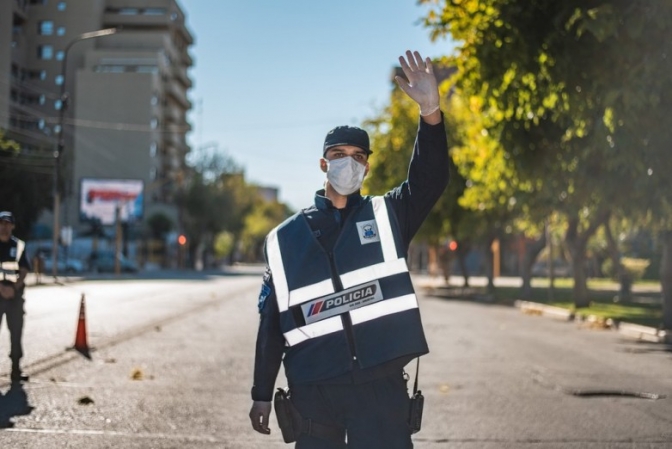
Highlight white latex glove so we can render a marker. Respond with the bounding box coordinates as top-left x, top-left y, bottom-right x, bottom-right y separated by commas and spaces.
395, 50, 440, 116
